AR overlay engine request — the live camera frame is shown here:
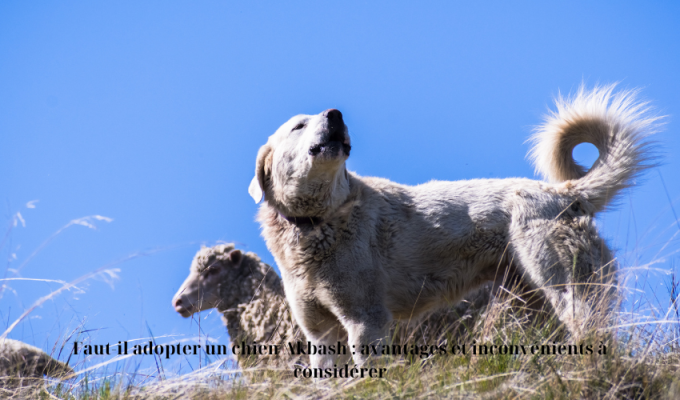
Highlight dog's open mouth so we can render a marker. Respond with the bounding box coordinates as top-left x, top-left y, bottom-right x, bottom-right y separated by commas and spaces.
309, 130, 351, 157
